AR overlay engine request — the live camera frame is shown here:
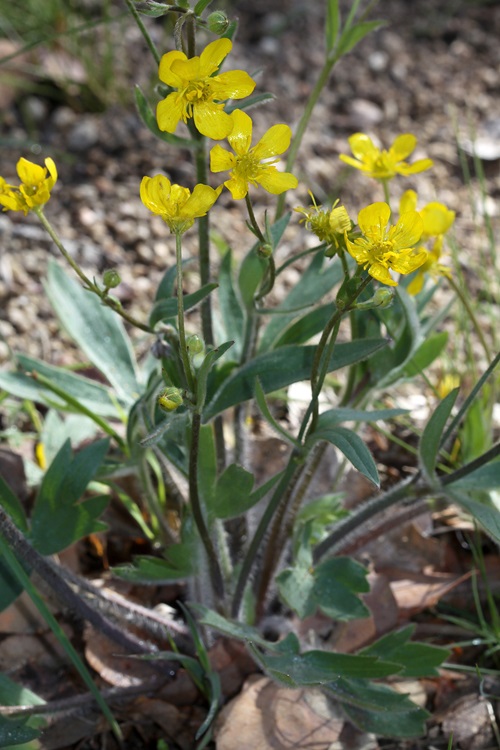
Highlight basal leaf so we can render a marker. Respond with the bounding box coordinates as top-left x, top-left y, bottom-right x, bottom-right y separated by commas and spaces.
360, 625, 448, 677
45, 261, 140, 405
203, 338, 387, 421
208, 464, 255, 520
112, 555, 193, 583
